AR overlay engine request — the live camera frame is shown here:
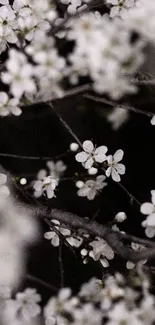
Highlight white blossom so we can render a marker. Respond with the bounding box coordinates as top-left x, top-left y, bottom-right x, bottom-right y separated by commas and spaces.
34, 176, 58, 199
107, 106, 129, 130
46, 160, 67, 179
44, 288, 78, 325
15, 288, 41, 320
77, 175, 107, 200
44, 219, 83, 247
0, 92, 21, 116
2, 49, 36, 98
106, 149, 125, 182
75, 140, 107, 169
89, 237, 114, 267
140, 190, 155, 237
106, 0, 140, 19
